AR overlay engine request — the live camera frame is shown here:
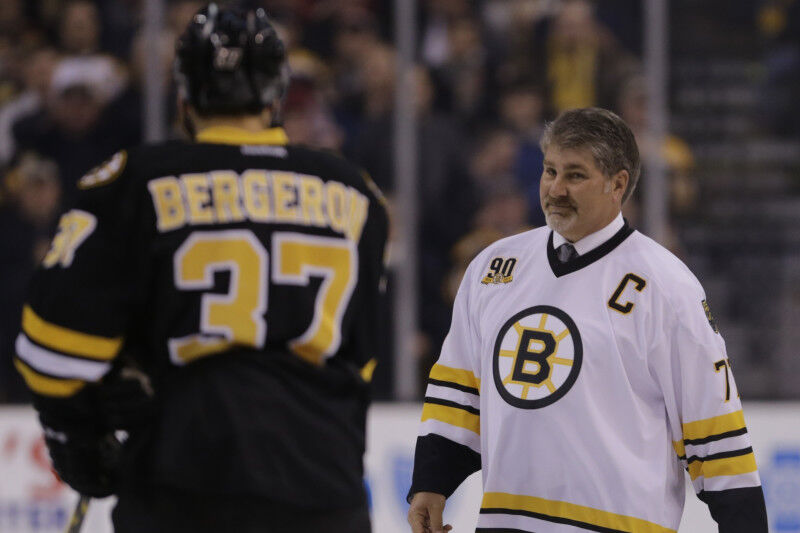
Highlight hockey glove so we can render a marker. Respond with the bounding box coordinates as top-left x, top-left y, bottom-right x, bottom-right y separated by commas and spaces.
97, 365, 155, 430
43, 427, 122, 498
